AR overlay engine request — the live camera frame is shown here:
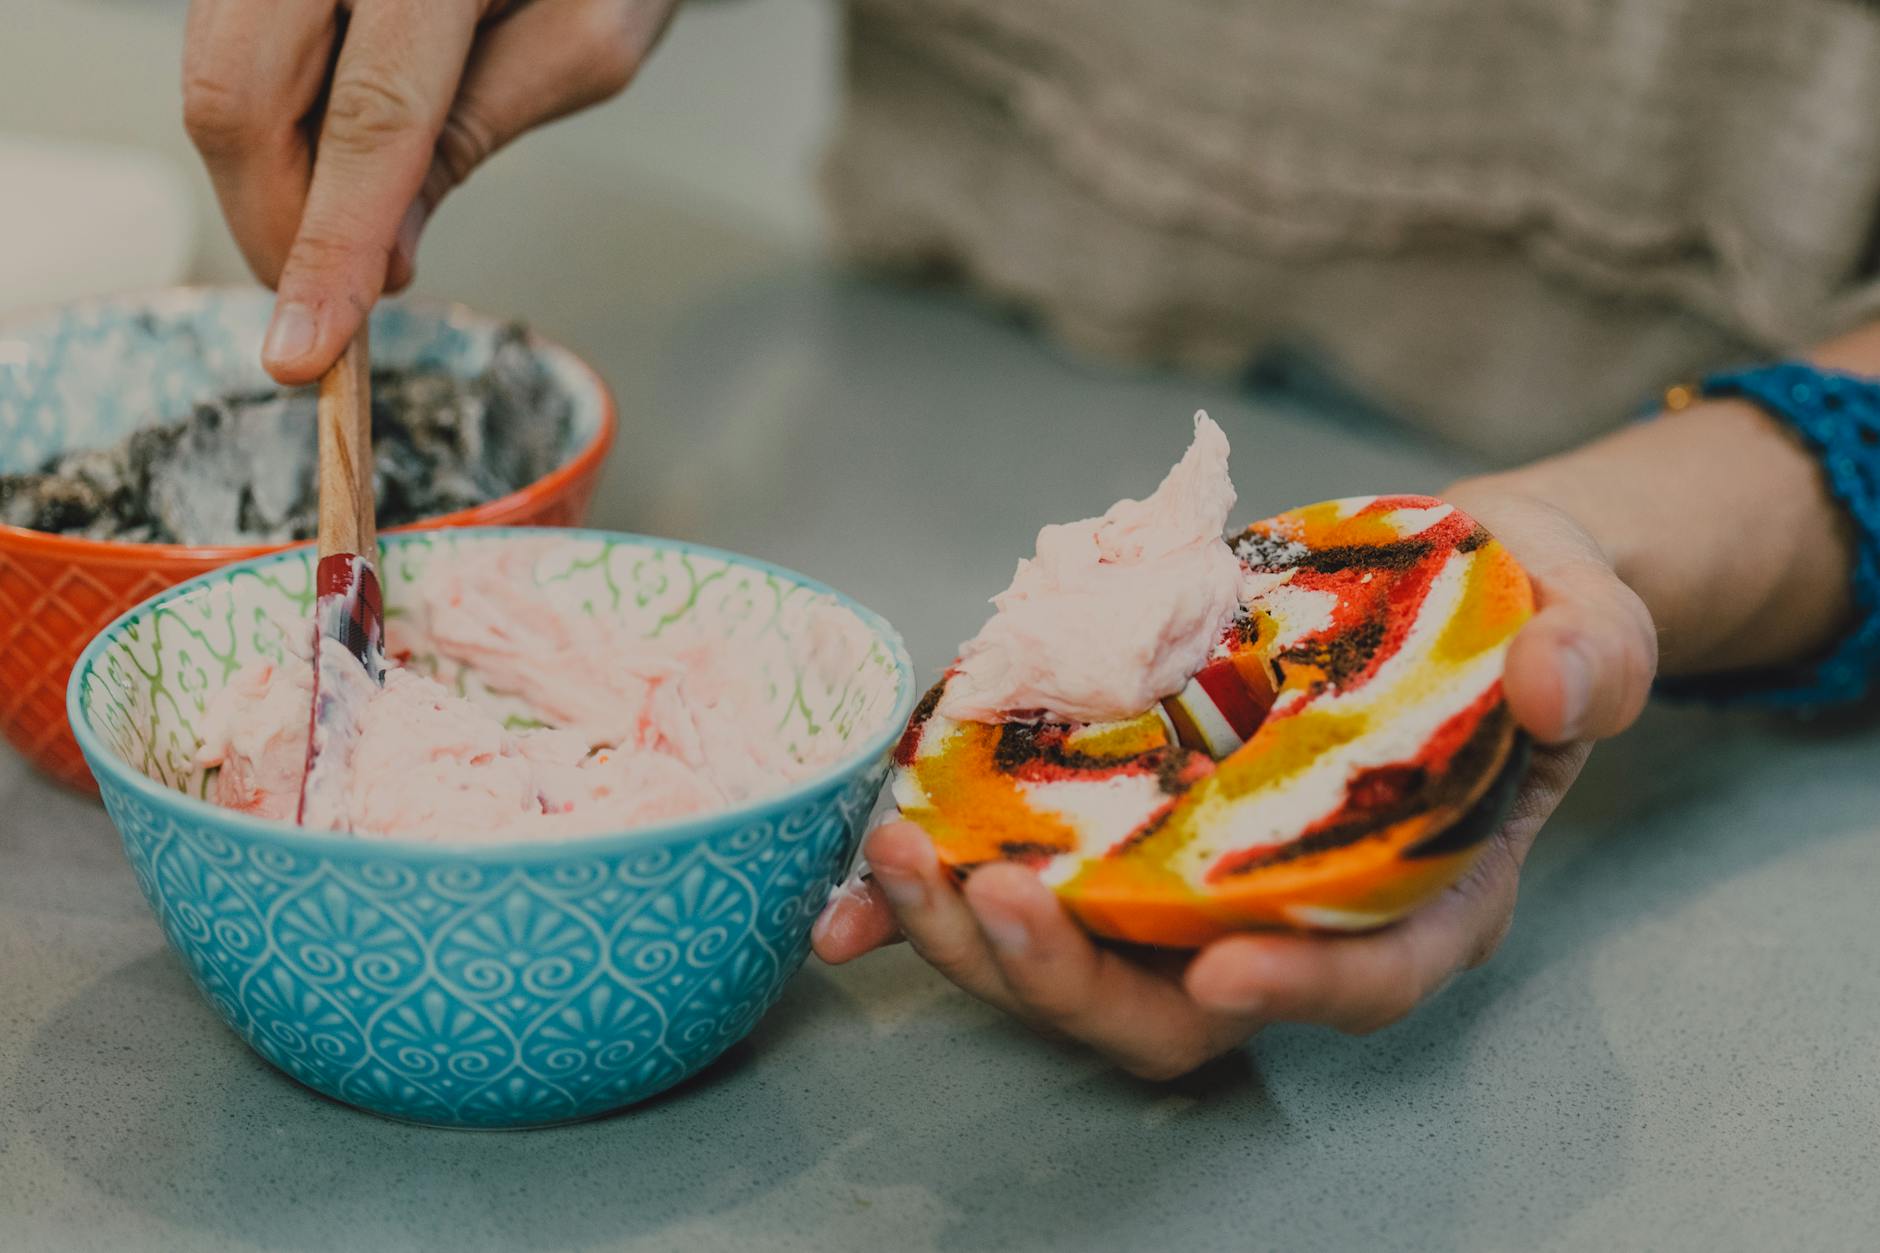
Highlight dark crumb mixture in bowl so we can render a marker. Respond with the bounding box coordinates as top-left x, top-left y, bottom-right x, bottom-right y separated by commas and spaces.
1, 325, 572, 545
0, 287, 615, 791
